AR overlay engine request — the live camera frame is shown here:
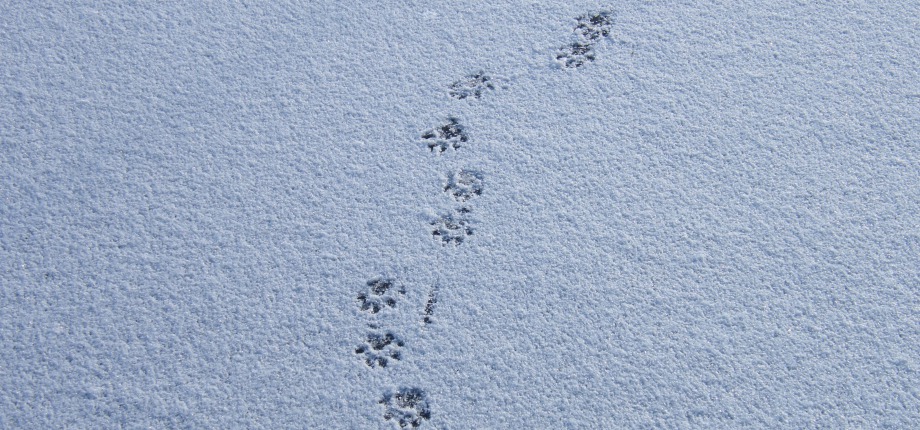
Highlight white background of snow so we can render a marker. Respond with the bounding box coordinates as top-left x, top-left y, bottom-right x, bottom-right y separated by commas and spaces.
1, 1, 918, 428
